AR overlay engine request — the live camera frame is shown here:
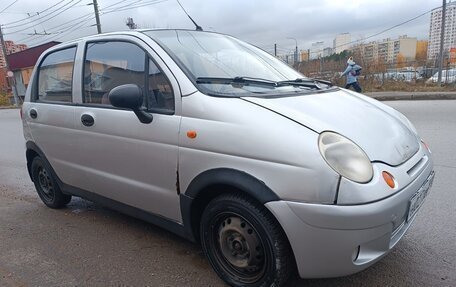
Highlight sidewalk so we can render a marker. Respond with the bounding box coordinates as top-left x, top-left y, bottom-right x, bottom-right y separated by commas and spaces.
365, 91, 456, 101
